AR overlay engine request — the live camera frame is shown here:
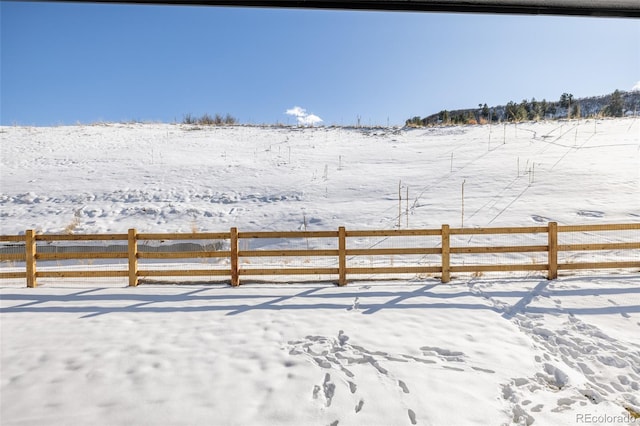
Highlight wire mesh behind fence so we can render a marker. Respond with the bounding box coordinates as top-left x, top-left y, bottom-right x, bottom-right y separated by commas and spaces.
450, 231, 549, 269
136, 233, 231, 284
1, 223, 638, 287
0, 236, 27, 285
558, 224, 640, 270
346, 233, 442, 279
35, 234, 129, 287
237, 232, 339, 283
